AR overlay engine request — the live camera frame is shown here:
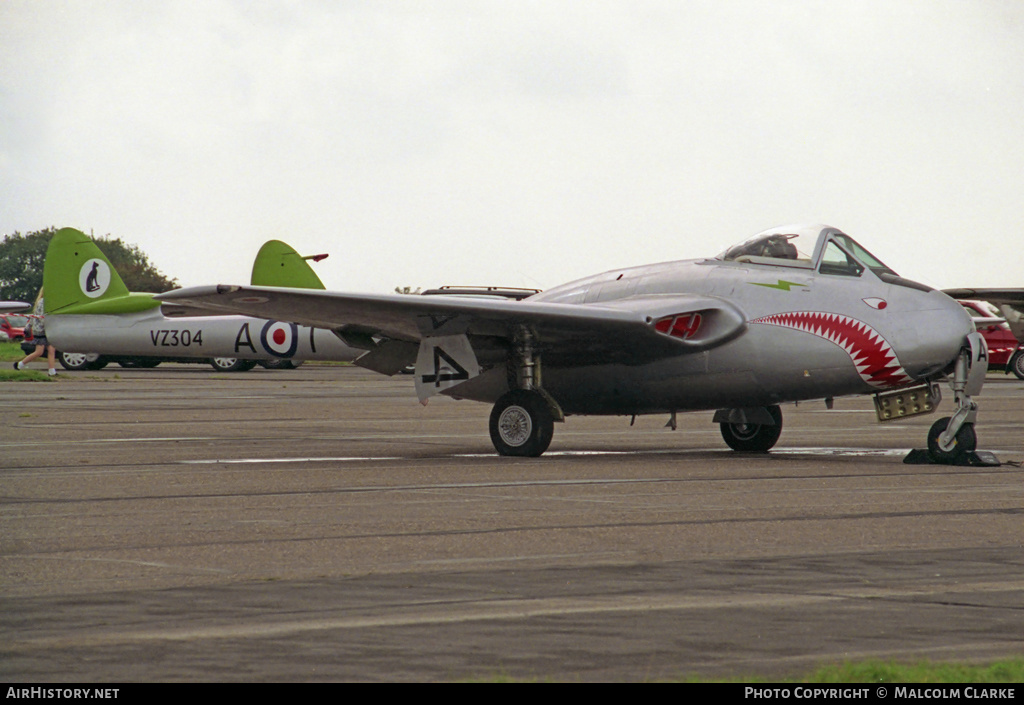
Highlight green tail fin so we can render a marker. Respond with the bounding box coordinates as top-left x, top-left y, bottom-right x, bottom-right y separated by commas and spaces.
43, 228, 159, 315
251, 240, 326, 290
